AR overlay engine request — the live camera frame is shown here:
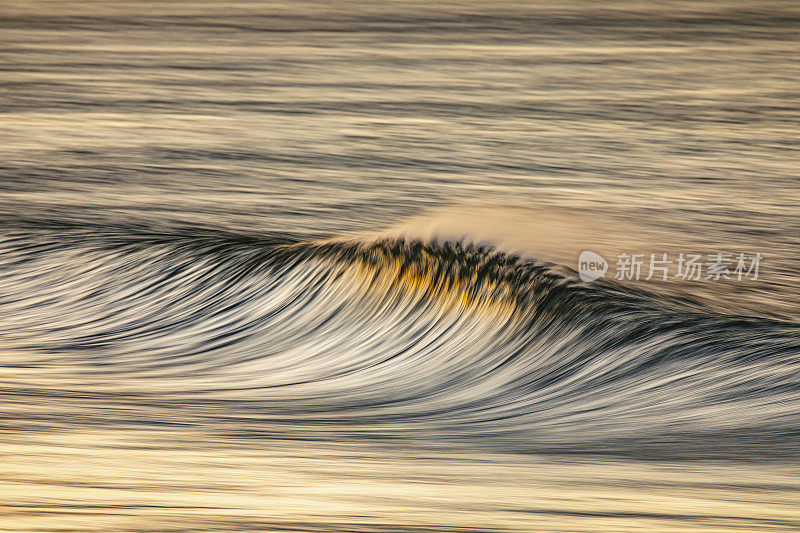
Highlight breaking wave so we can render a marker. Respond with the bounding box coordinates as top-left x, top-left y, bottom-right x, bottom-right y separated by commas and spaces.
1, 225, 799, 456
